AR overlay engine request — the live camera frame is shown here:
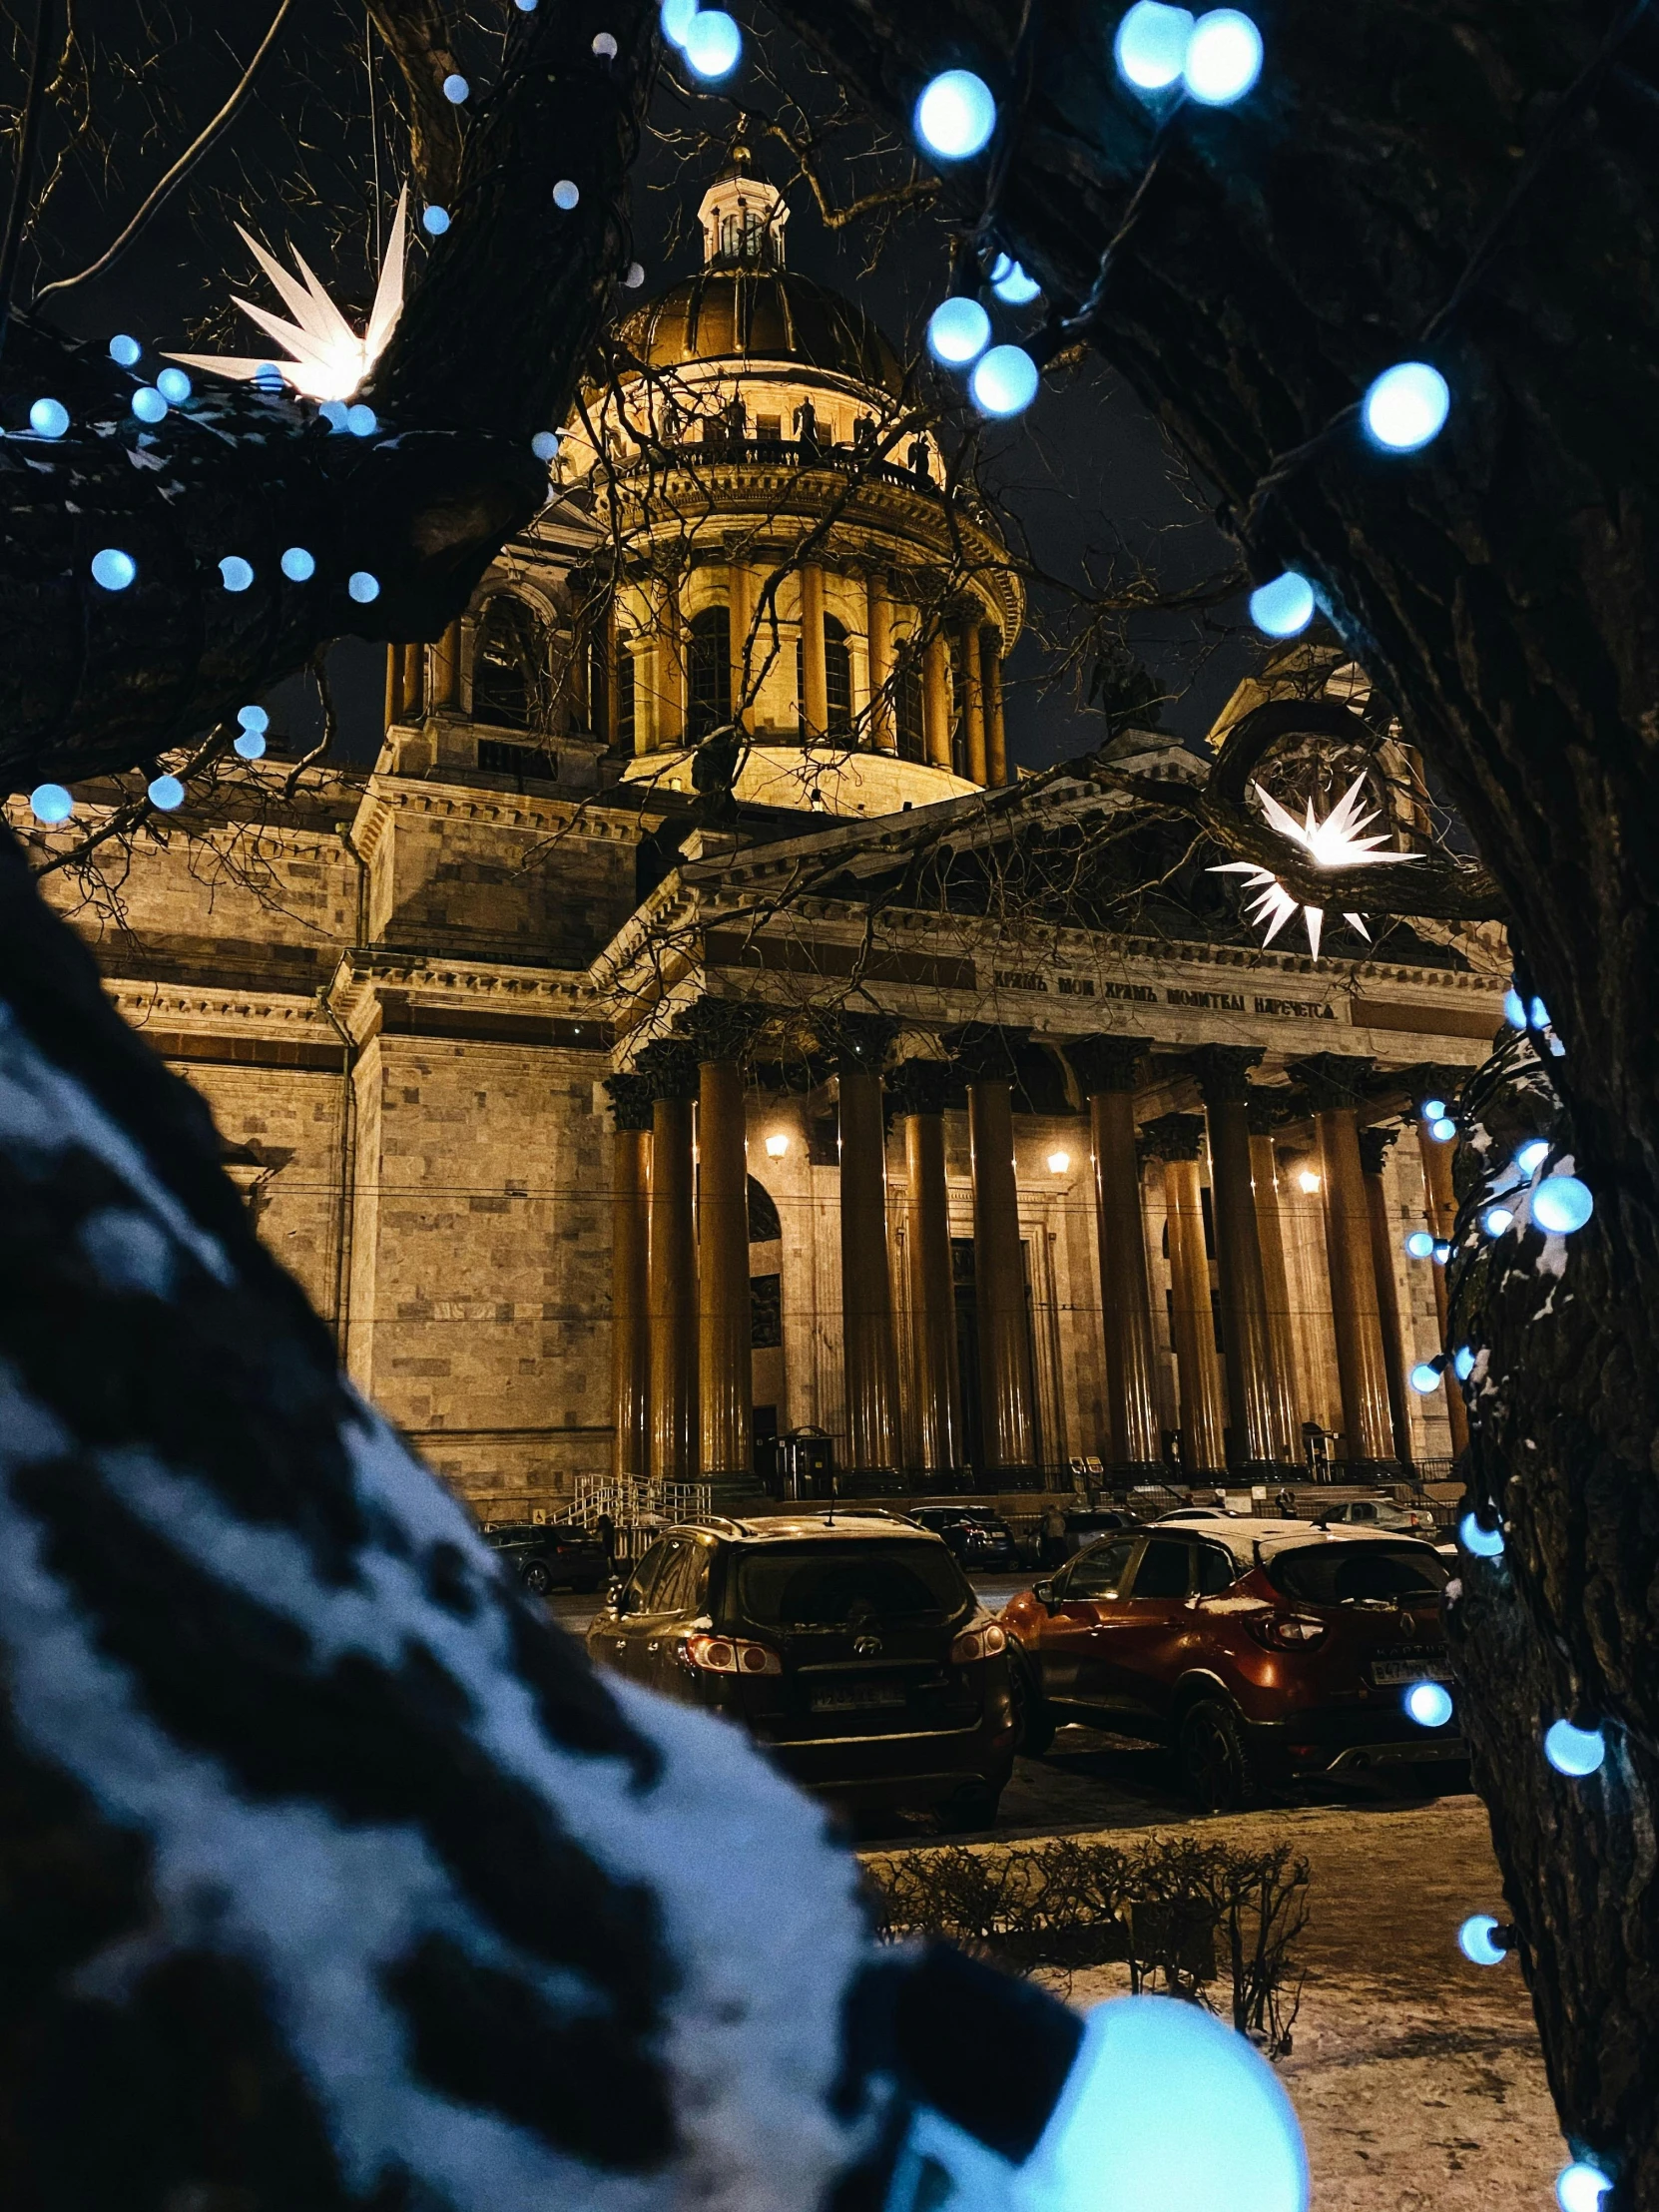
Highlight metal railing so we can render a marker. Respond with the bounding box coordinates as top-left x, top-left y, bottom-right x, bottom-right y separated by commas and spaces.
570, 1475, 713, 1558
